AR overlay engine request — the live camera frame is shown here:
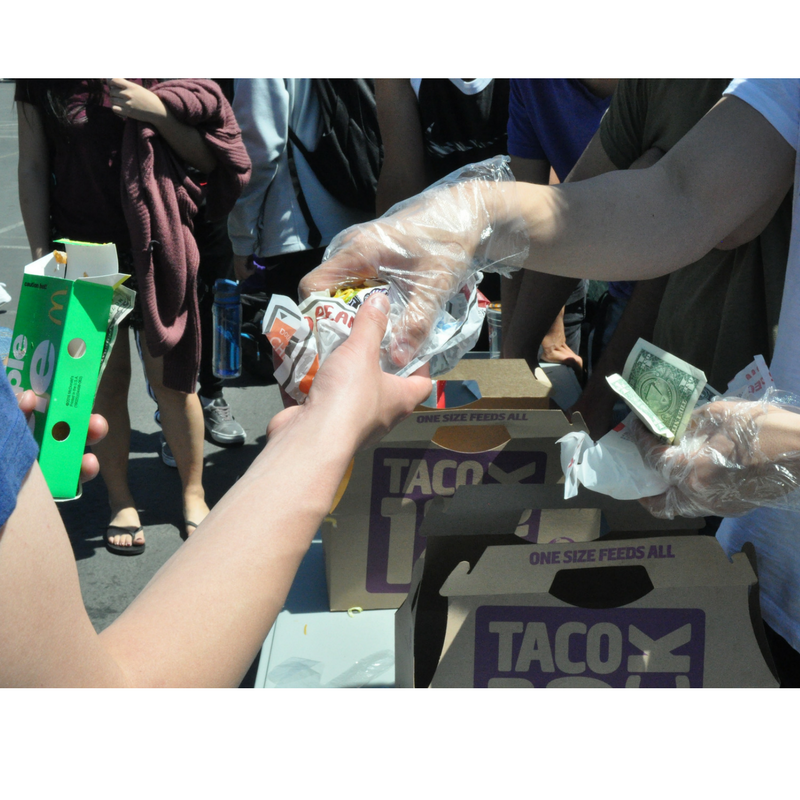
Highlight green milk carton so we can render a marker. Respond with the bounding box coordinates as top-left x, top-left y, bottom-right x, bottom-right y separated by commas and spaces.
5, 242, 131, 500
